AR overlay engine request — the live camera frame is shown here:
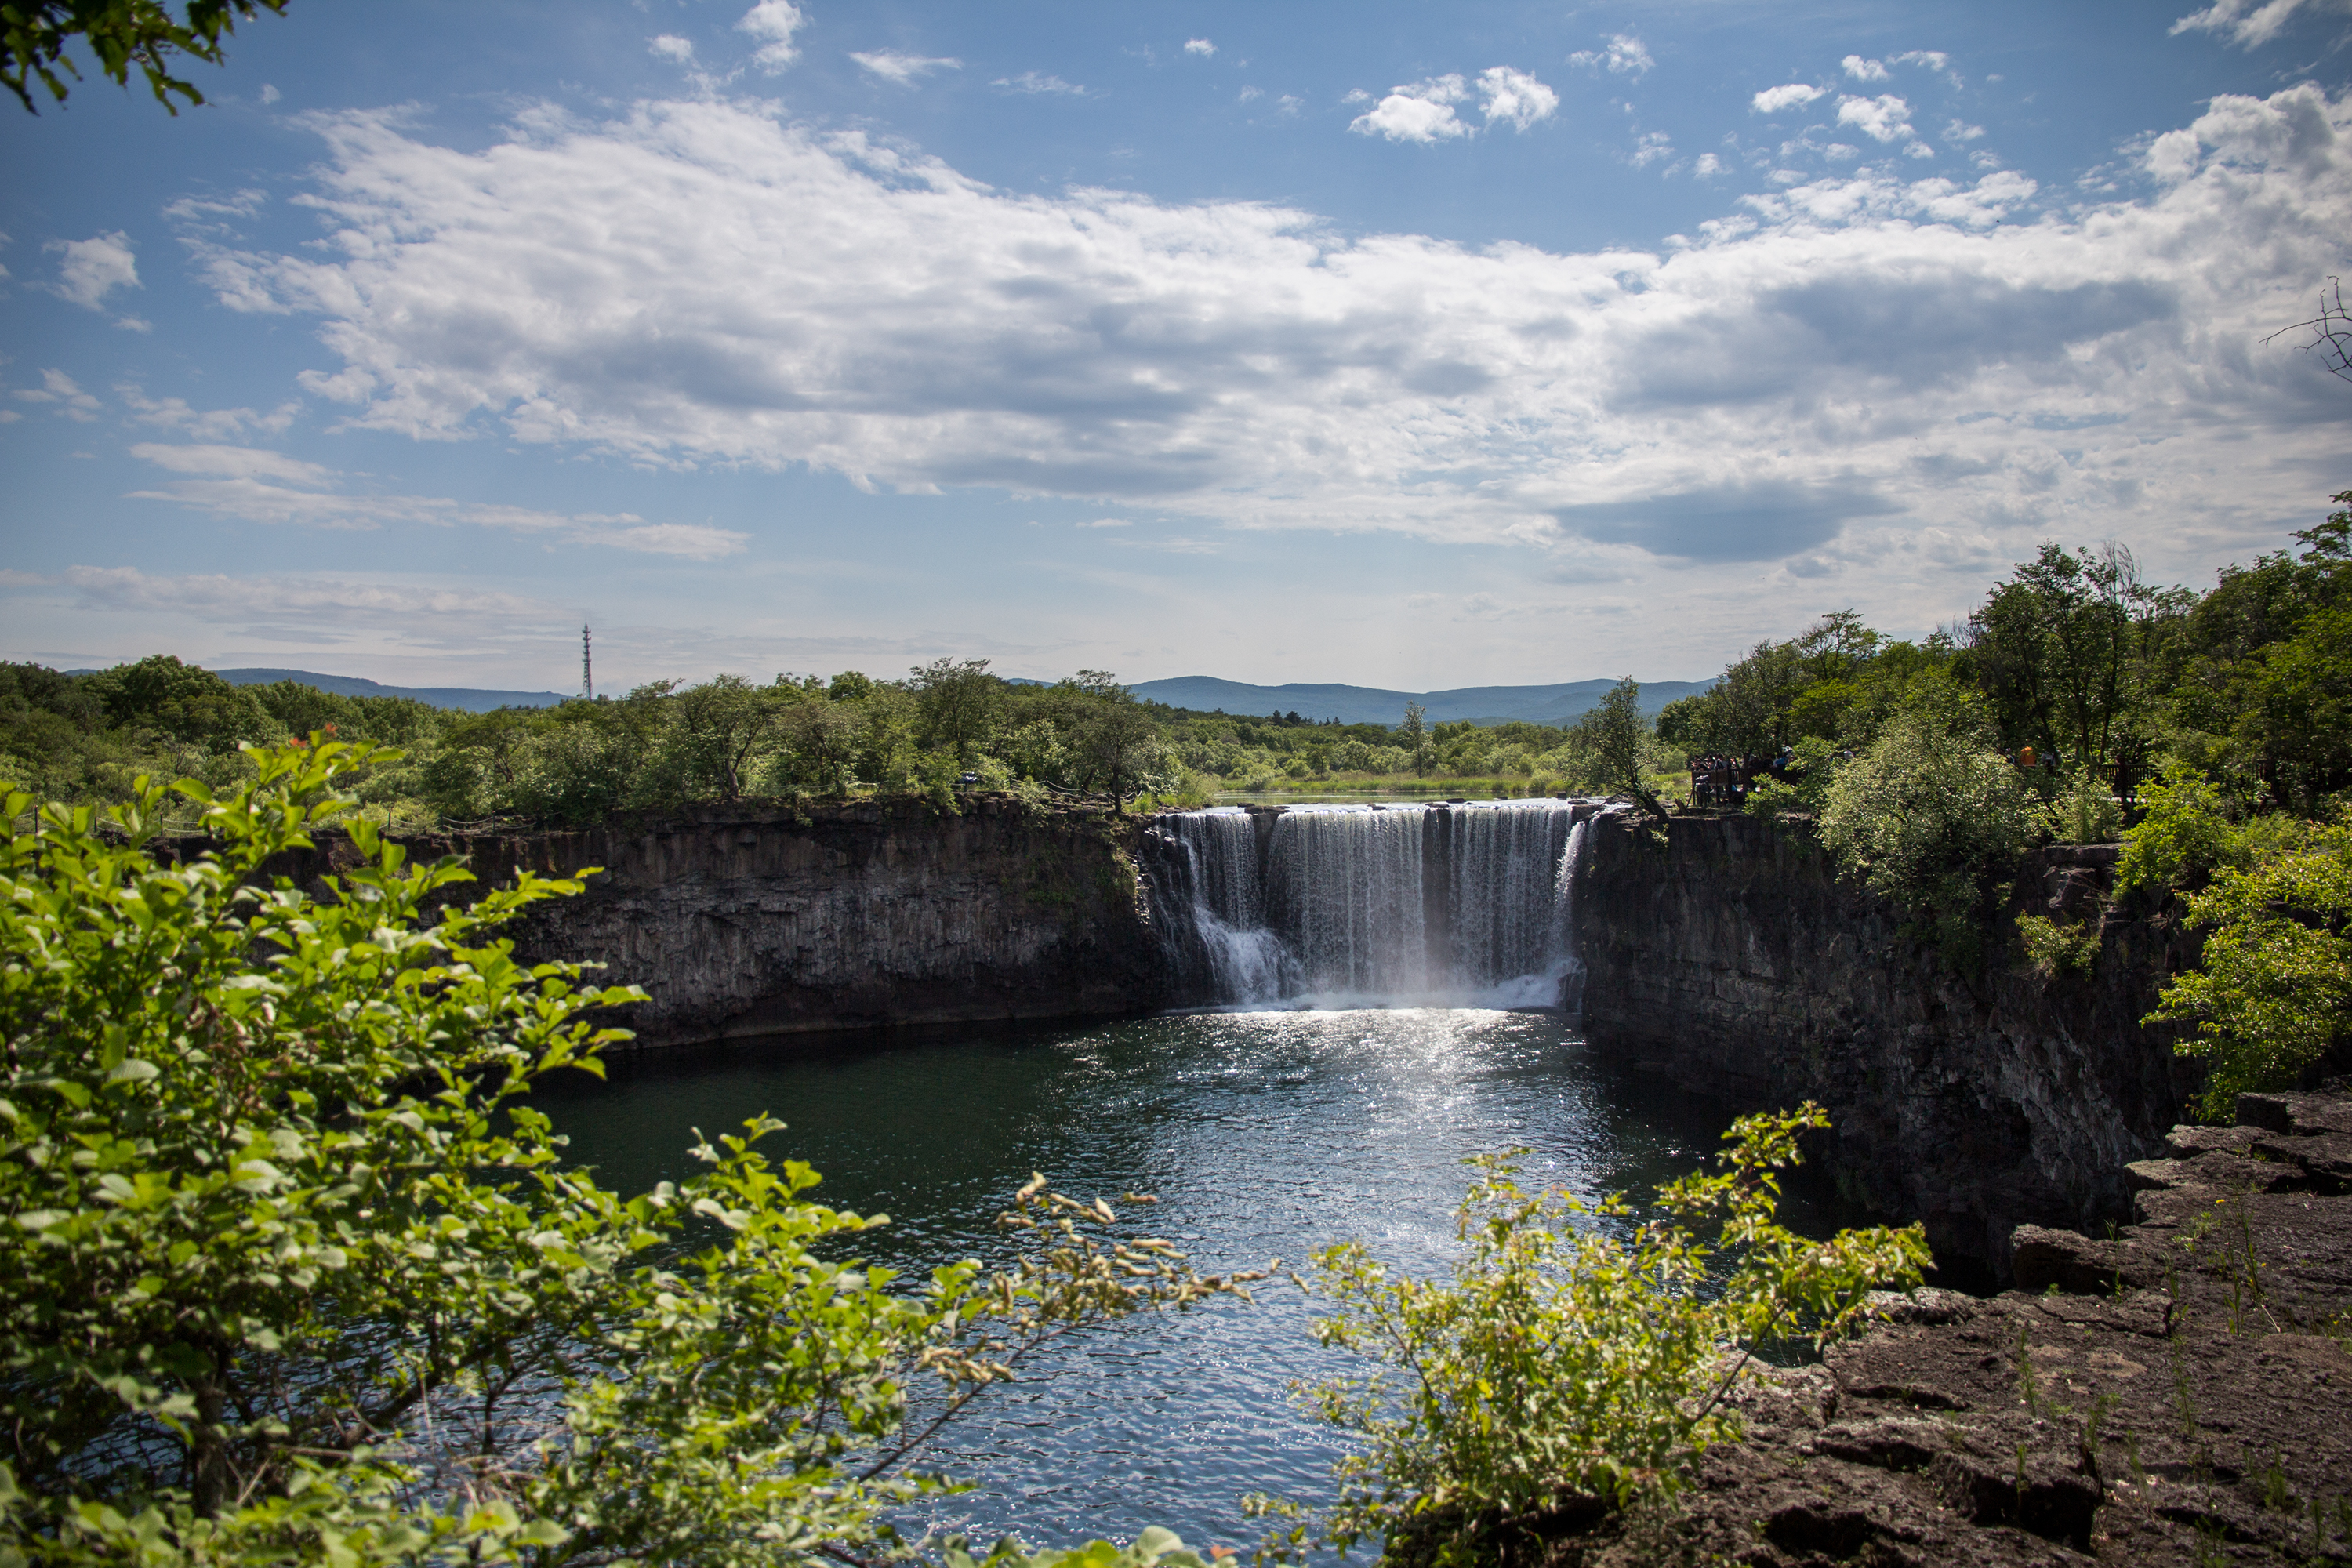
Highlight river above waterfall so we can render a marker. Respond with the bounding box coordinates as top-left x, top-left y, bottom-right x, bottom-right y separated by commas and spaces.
537, 1007, 1854, 1554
